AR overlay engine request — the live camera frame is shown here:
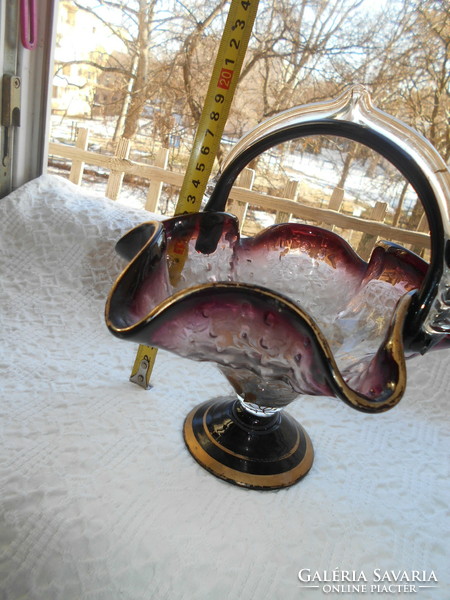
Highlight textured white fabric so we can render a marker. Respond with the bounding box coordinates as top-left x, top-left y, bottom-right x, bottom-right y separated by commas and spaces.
0, 175, 449, 599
